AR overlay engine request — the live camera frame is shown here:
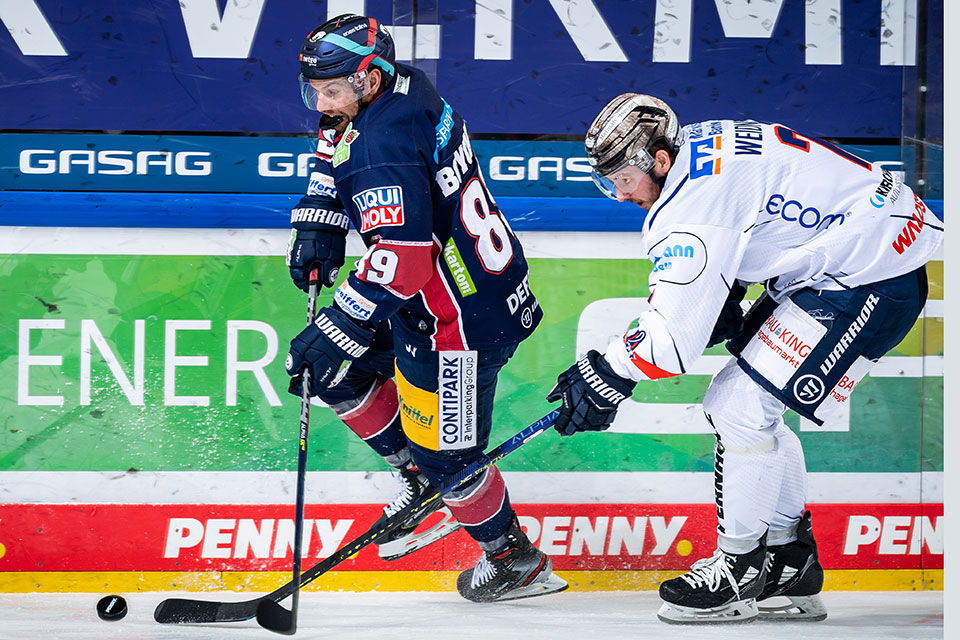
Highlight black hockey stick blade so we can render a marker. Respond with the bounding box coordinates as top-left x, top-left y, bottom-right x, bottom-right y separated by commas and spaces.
153, 410, 559, 627
256, 598, 296, 635
154, 597, 258, 624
